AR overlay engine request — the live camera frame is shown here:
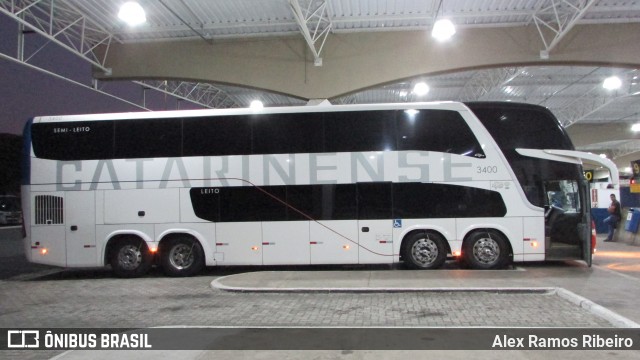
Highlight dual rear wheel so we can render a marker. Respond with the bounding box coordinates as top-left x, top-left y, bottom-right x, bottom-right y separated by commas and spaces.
401, 230, 510, 270
110, 236, 204, 278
